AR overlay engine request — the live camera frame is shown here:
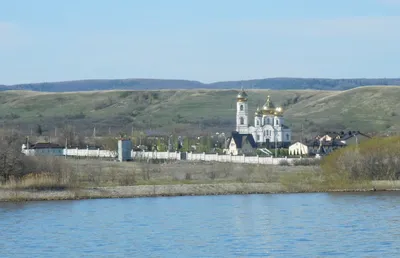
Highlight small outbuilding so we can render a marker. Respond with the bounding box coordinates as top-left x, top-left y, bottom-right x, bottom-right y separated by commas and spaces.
22, 142, 64, 156
224, 132, 257, 156
118, 139, 133, 162
289, 142, 308, 156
